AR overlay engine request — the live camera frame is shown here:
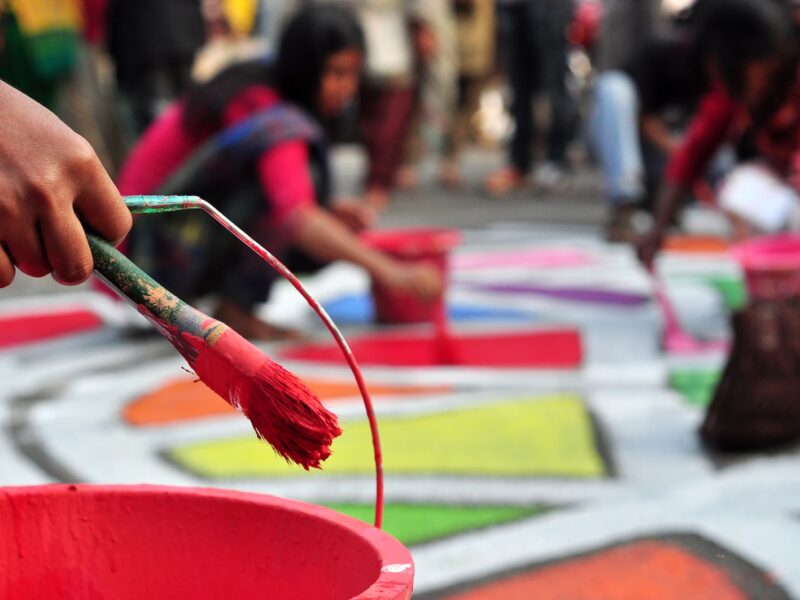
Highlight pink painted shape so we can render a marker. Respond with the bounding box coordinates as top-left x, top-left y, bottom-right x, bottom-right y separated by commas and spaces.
651, 270, 728, 355
0, 309, 104, 349
453, 248, 595, 270
0, 484, 414, 600
283, 328, 582, 369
